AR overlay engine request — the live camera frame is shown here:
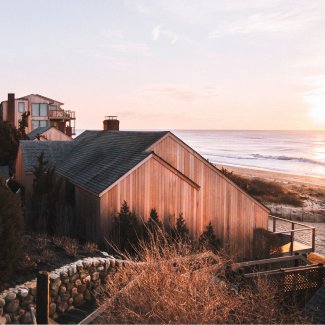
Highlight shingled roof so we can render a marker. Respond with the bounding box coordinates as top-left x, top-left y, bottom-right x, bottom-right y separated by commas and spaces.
20, 131, 169, 195
28, 126, 52, 140
57, 131, 169, 195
